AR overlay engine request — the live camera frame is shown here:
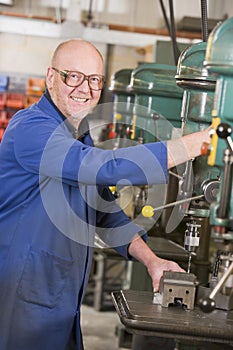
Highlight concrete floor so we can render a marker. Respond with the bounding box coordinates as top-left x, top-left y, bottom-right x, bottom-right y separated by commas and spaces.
81, 303, 127, 350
